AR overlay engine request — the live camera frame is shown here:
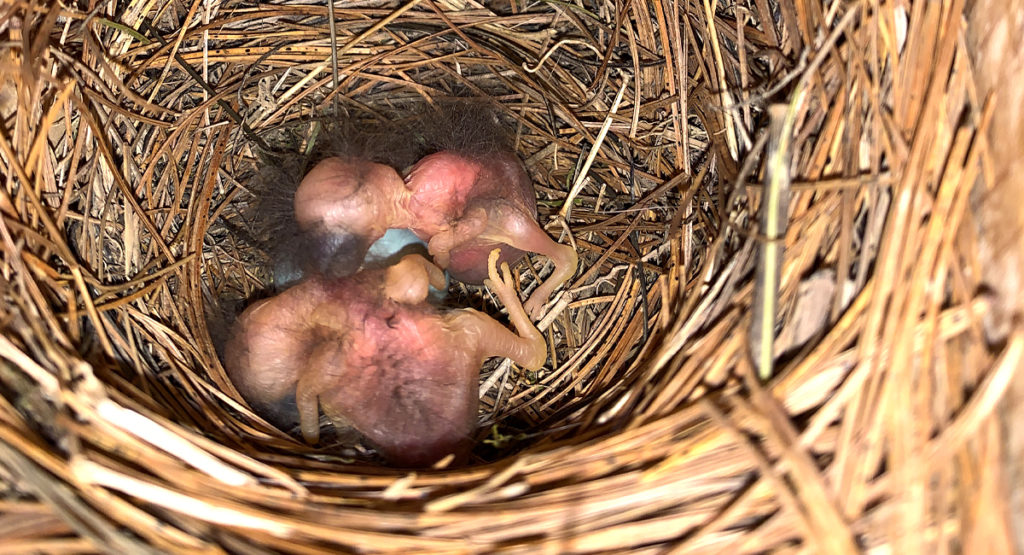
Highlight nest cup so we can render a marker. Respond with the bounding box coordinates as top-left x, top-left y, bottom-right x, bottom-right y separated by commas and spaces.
0, 0, 1021, 552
